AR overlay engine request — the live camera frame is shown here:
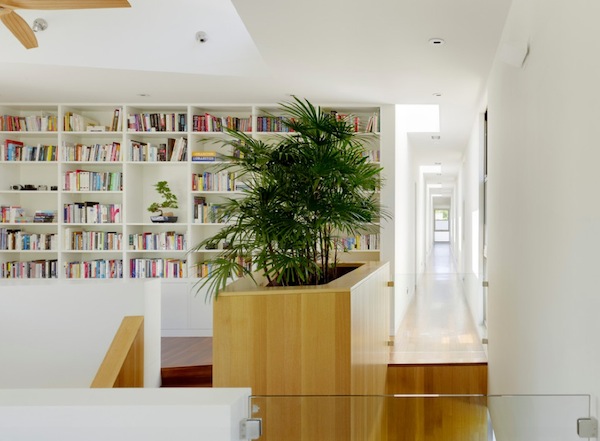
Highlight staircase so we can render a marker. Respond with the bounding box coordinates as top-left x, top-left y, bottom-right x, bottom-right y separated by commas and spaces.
161, 365, 213, 387
161, 337, 213, 387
